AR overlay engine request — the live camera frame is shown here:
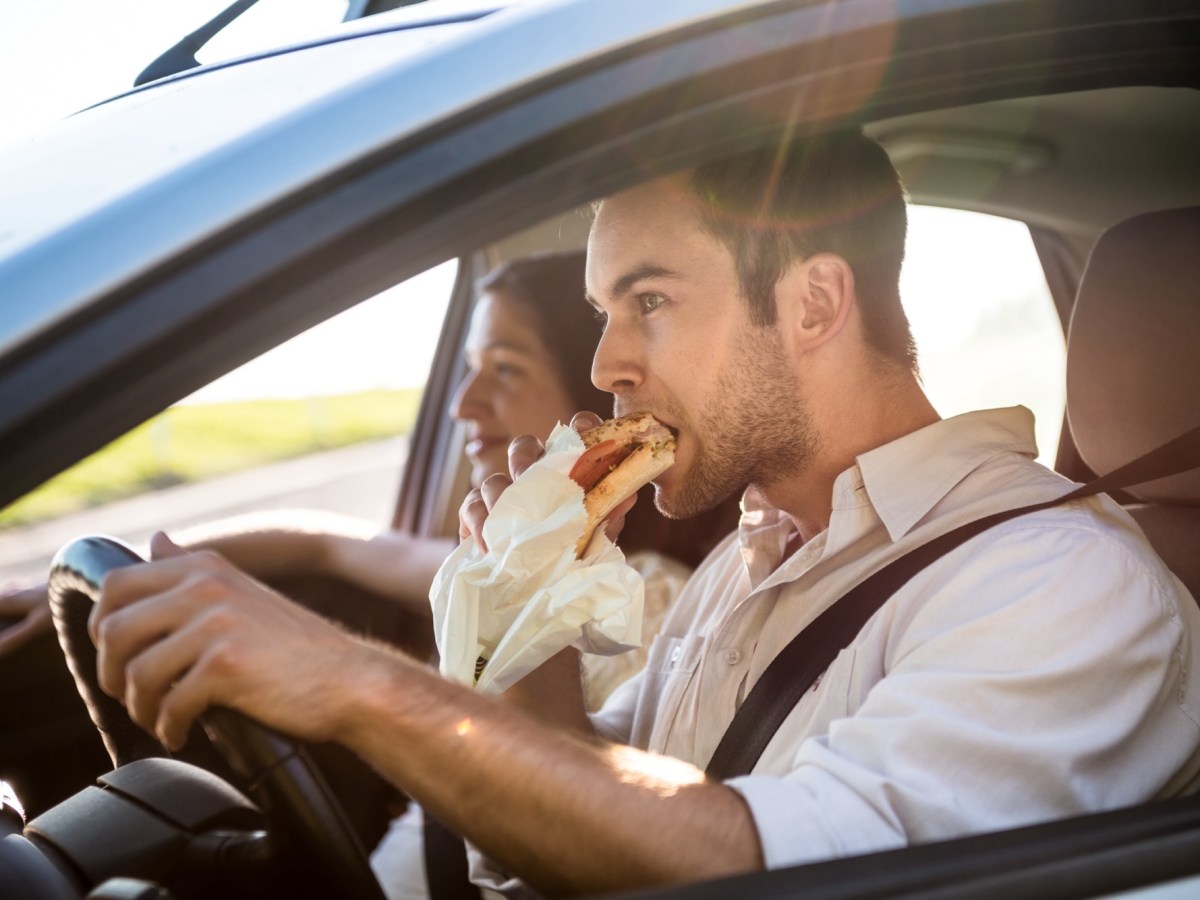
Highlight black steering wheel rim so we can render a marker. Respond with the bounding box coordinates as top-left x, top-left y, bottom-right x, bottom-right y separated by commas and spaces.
47, 535, 387, 900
